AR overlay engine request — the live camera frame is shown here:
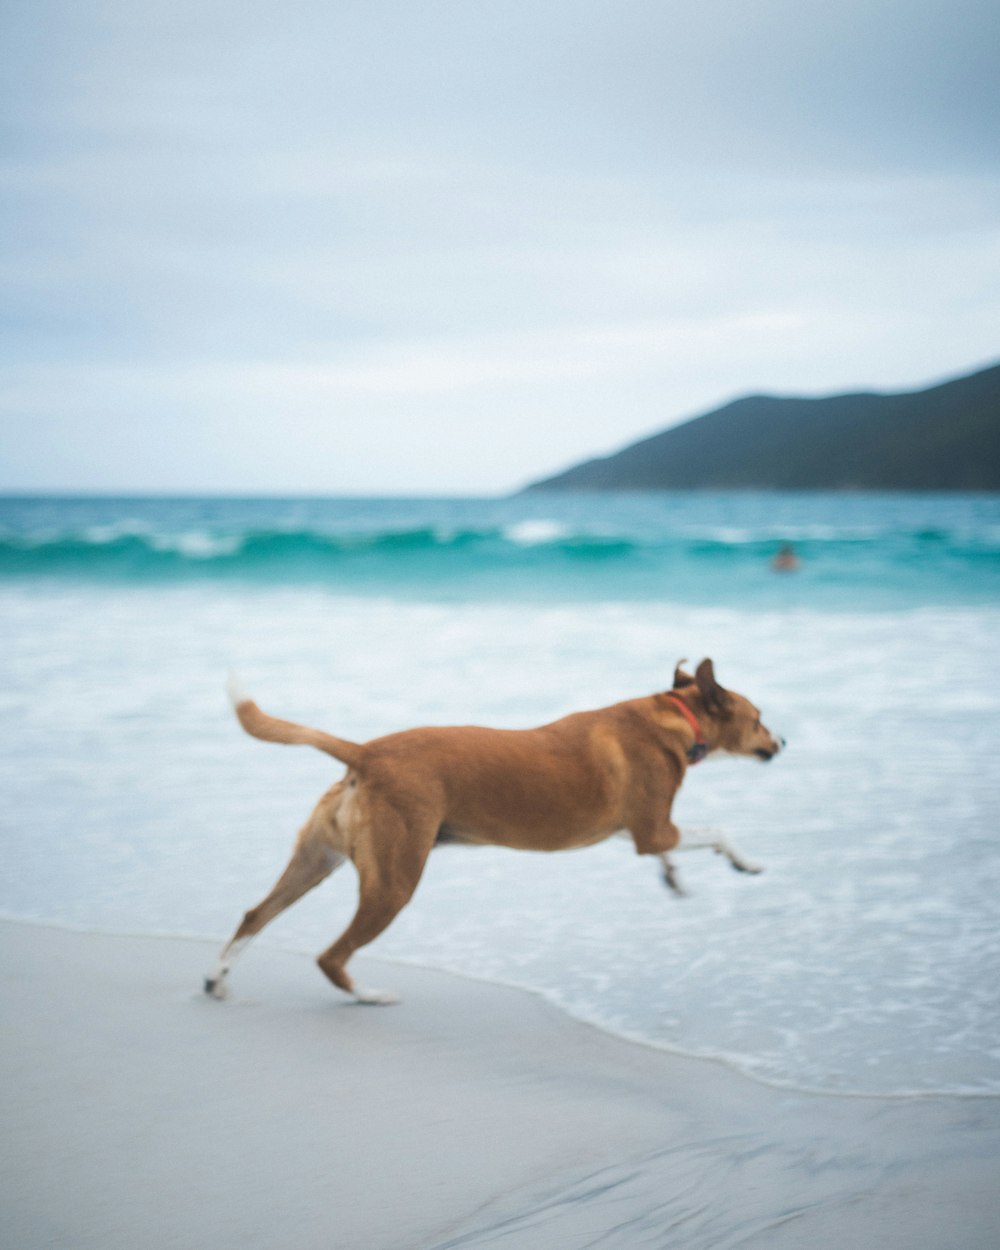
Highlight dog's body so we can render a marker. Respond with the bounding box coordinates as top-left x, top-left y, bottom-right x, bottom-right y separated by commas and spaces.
206, 659, 783, 1003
